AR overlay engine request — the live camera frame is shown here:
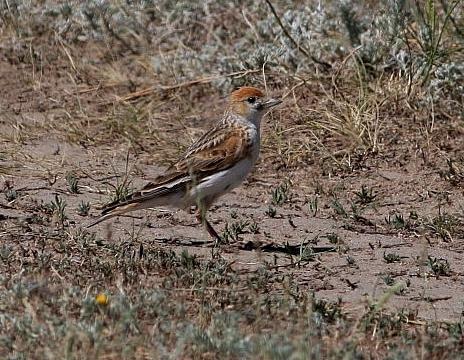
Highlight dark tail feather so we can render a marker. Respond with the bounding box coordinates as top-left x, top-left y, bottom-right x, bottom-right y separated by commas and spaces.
87, 212, 117, 228
100, 200, 125, 216
87, 202, 142, 228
